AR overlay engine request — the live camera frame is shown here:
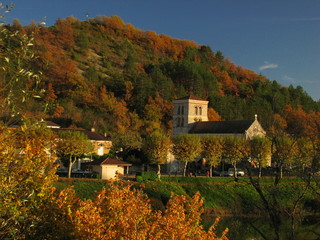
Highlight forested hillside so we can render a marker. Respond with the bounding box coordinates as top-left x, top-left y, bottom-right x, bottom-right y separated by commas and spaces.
5, 15, 320, 137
